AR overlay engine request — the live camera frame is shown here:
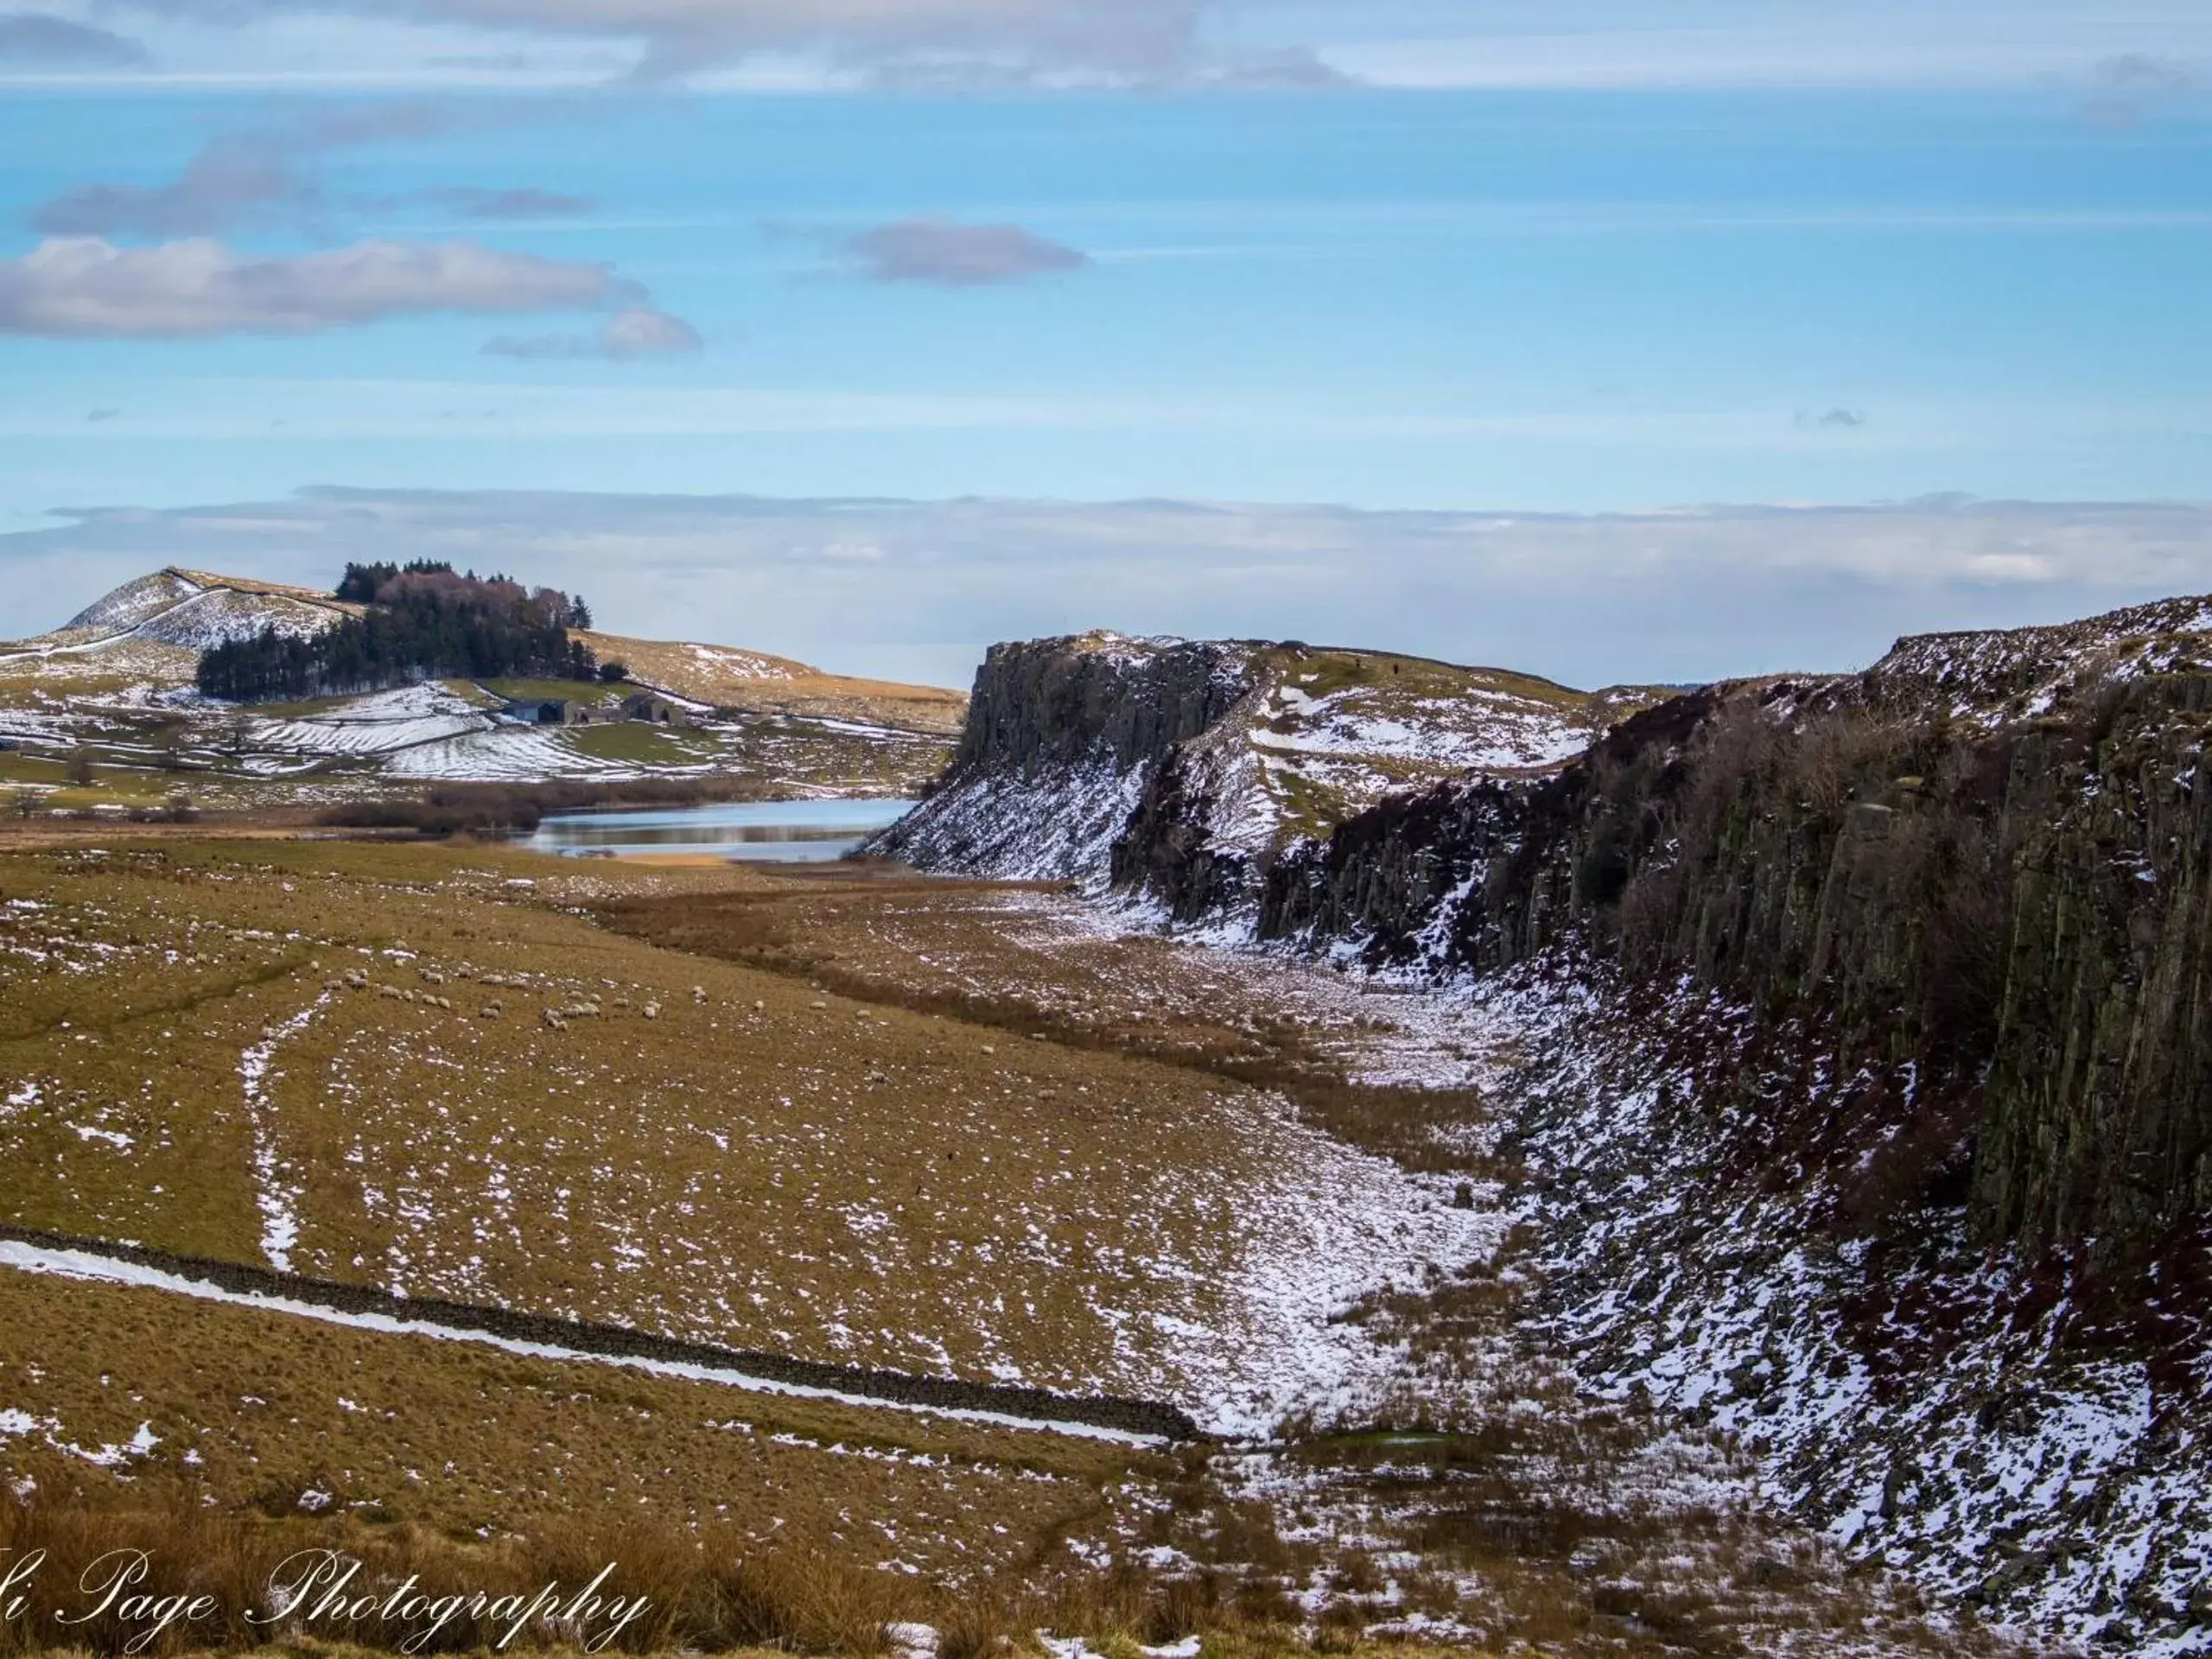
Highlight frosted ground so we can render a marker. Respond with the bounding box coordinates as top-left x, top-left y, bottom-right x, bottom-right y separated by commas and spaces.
1013, 886, 2209, 1656
0, 842, 1498, 1439
0, 839, 2022, 1652
734, 875, 2023, 1654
